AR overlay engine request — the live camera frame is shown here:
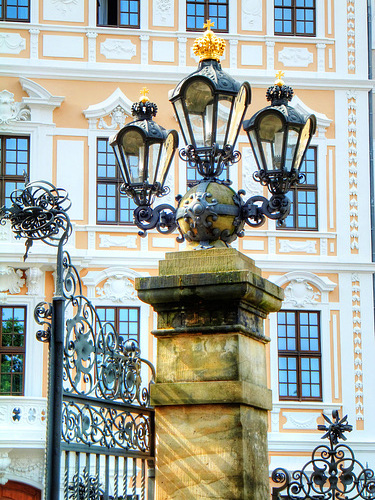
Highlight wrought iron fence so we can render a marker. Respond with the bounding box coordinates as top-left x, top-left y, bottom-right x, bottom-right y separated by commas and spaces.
271, 410, 375, 500
0, 181, 156, 500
